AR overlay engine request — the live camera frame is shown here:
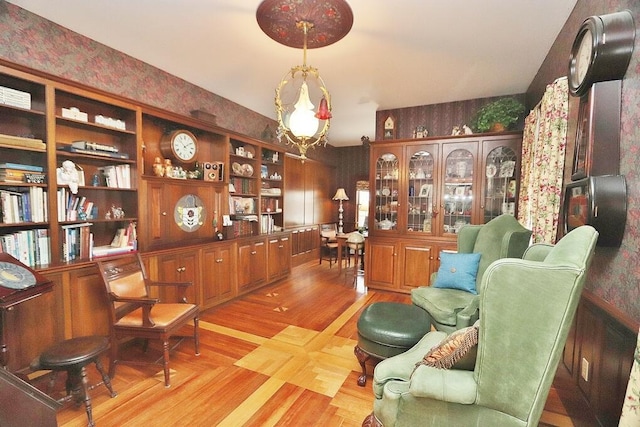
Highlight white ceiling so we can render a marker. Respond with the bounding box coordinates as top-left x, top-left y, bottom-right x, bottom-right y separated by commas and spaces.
8, 0, 578, 146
